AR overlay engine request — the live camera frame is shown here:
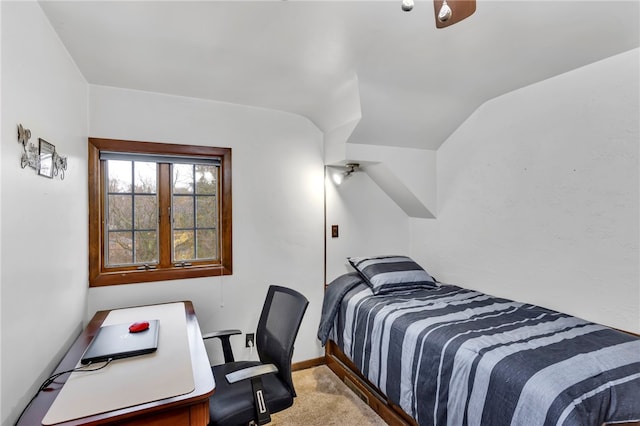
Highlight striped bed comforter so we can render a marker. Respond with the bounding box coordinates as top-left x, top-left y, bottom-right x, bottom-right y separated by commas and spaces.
318, 273, 640, 426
